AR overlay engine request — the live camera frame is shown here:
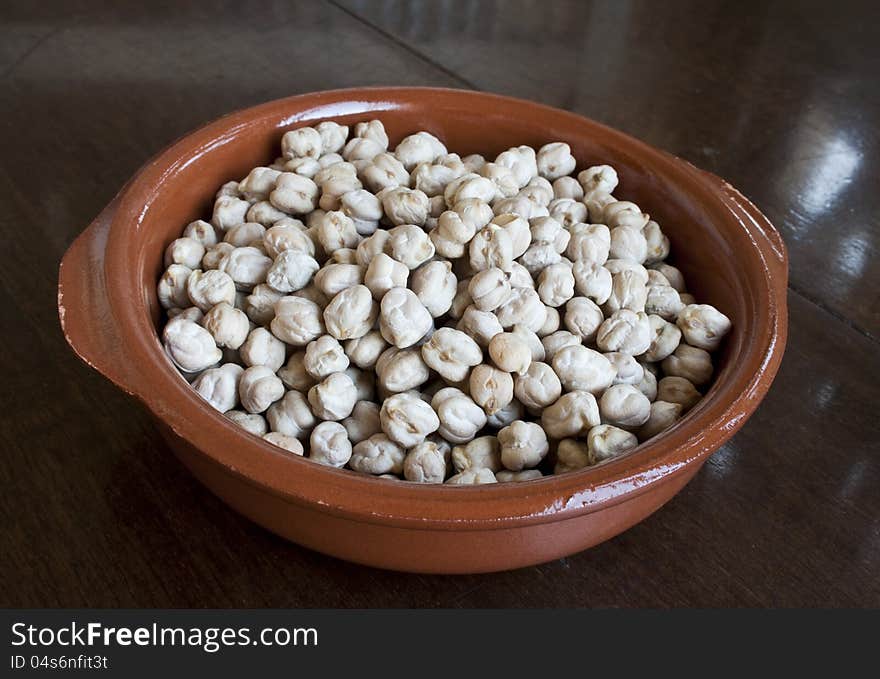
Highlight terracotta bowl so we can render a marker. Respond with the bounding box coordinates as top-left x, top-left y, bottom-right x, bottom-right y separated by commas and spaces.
58, 88, 788, 574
